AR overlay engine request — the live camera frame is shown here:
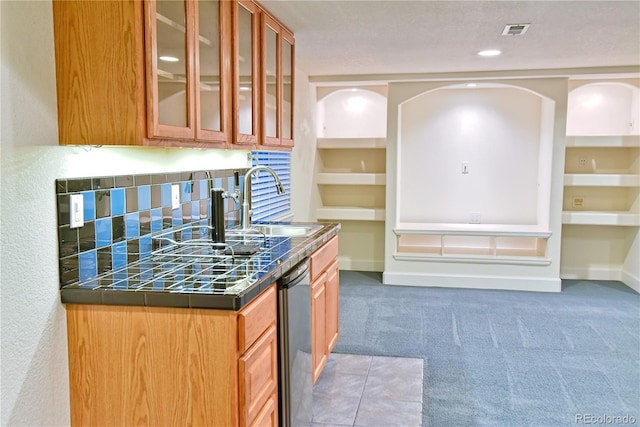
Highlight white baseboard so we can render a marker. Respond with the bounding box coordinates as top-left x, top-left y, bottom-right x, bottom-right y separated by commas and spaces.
337, 257, 383, 272
621, 270, 640, 293
381, 271, 561, 292
560, 267, 640, 293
